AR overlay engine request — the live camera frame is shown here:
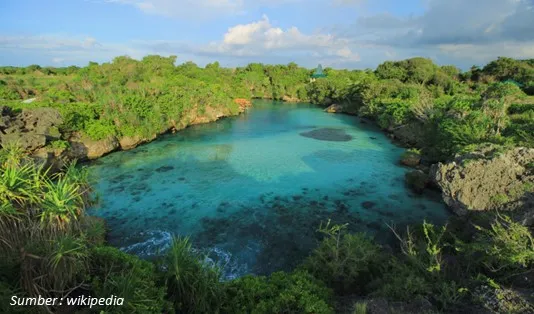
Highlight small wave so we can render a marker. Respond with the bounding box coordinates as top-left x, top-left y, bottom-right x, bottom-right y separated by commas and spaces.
120, 230, 173, 257
119, 231, 254, 281
196, 246, 251, 281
